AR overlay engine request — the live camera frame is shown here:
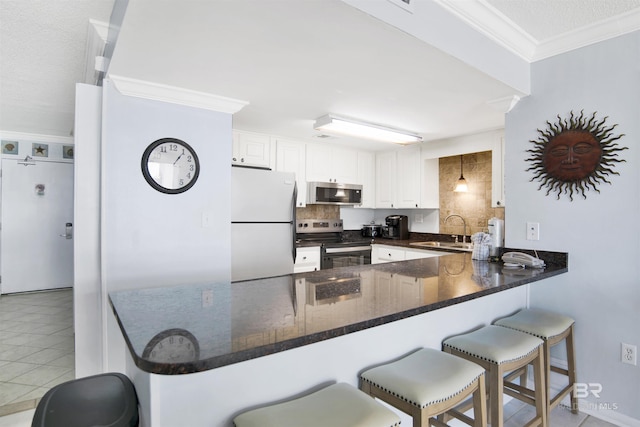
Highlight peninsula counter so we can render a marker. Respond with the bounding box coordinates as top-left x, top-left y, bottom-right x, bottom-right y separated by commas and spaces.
109, 250, 567, 427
